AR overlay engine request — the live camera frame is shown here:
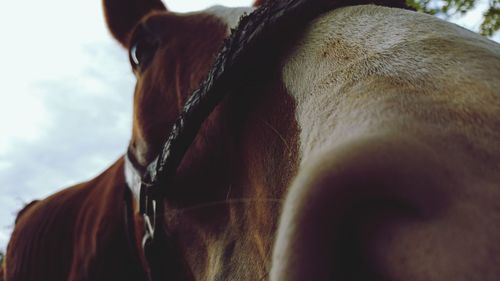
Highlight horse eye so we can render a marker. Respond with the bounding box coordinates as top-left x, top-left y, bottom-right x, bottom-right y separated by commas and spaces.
129, 35, 159, 70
